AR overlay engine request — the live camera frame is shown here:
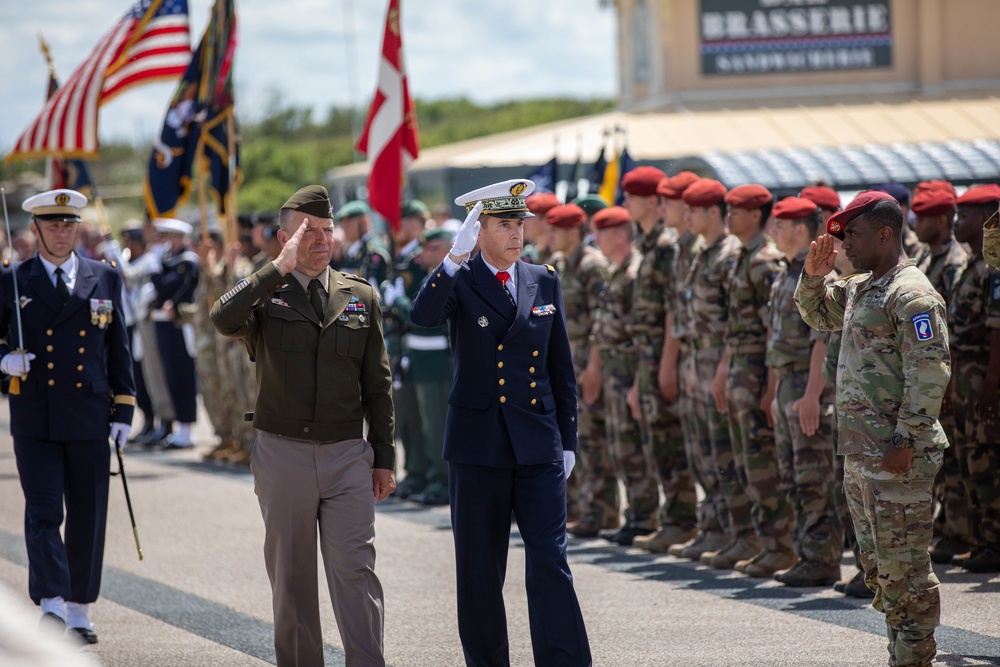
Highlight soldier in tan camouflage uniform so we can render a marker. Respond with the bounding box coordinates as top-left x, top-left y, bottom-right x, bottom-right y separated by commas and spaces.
587, 206, 658, 539
610, 167, 696, 549
765, 197, 844, 587
545, 204, 619, 535
796, 191, 951, 667
948, 184, 1000, 573
909, 186, 973, 565
711, 184, 793, 574
674, 179, 744, 562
